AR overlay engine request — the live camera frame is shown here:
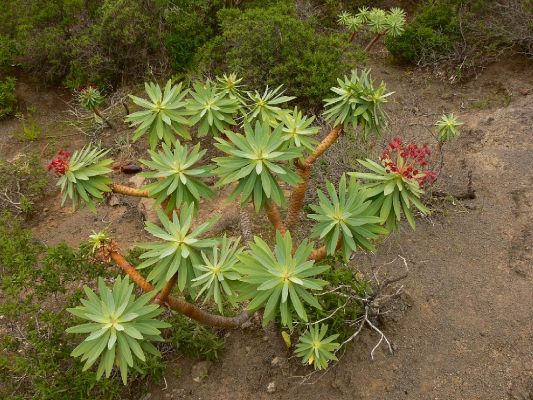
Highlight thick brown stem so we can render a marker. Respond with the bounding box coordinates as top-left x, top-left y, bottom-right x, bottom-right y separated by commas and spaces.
309, 233, 343, 262
286, 125, 343, 230
110, 251, 250, 328
304, 125, 343, 167
349, 31, 357, 43
286, 167, 311, 231
111, 183, 149, 198
154, 273, 177, 305
365, 32, 384, 52
94, 108, 114, 129
265, 202, 286, 234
